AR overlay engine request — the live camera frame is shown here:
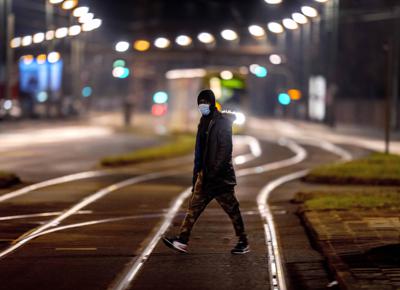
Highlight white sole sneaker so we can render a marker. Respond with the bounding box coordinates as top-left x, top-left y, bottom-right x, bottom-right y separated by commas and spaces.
231, 246, 250, 255
162, 237, 188, 253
